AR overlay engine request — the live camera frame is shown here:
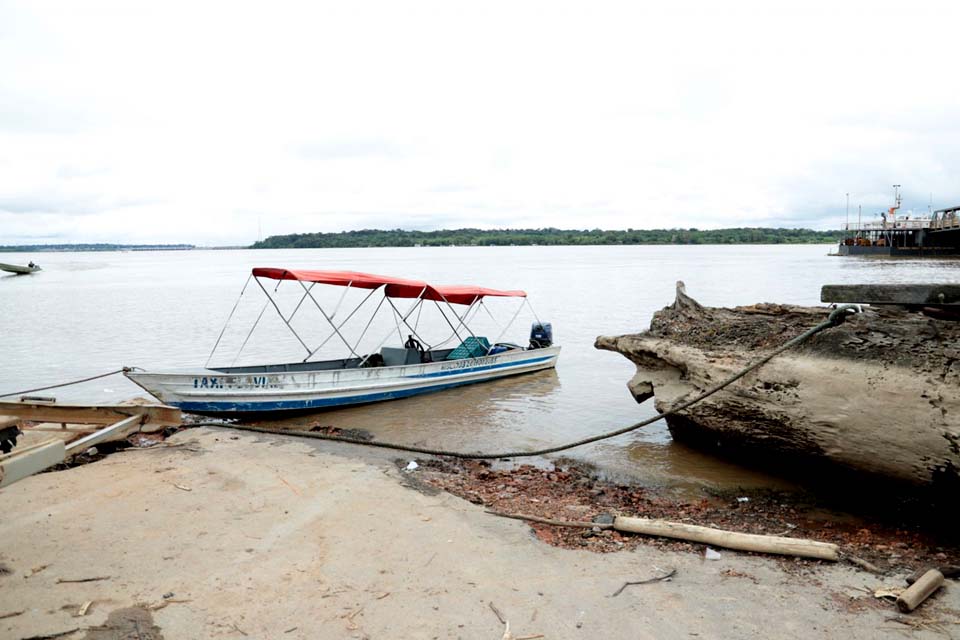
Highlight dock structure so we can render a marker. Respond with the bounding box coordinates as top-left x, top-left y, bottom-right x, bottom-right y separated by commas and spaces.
839, 201, 960, 257
0, 400, 180, 488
